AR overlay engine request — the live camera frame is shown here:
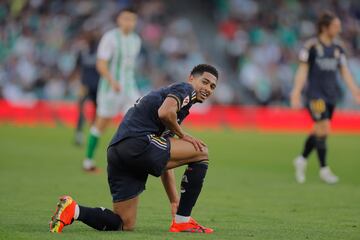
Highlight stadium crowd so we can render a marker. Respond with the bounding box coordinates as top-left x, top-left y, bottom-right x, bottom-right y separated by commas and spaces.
0, 0, 359, 107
